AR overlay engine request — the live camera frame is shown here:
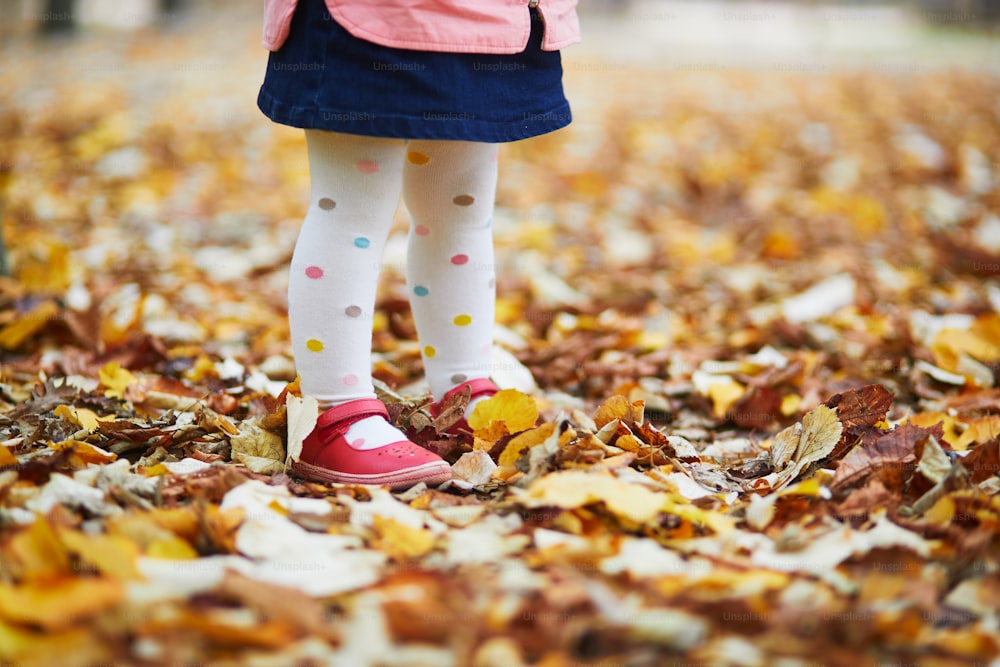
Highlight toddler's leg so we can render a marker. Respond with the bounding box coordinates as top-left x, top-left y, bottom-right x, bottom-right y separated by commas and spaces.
289, 130, 409, 449
402, 140, 499, 404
